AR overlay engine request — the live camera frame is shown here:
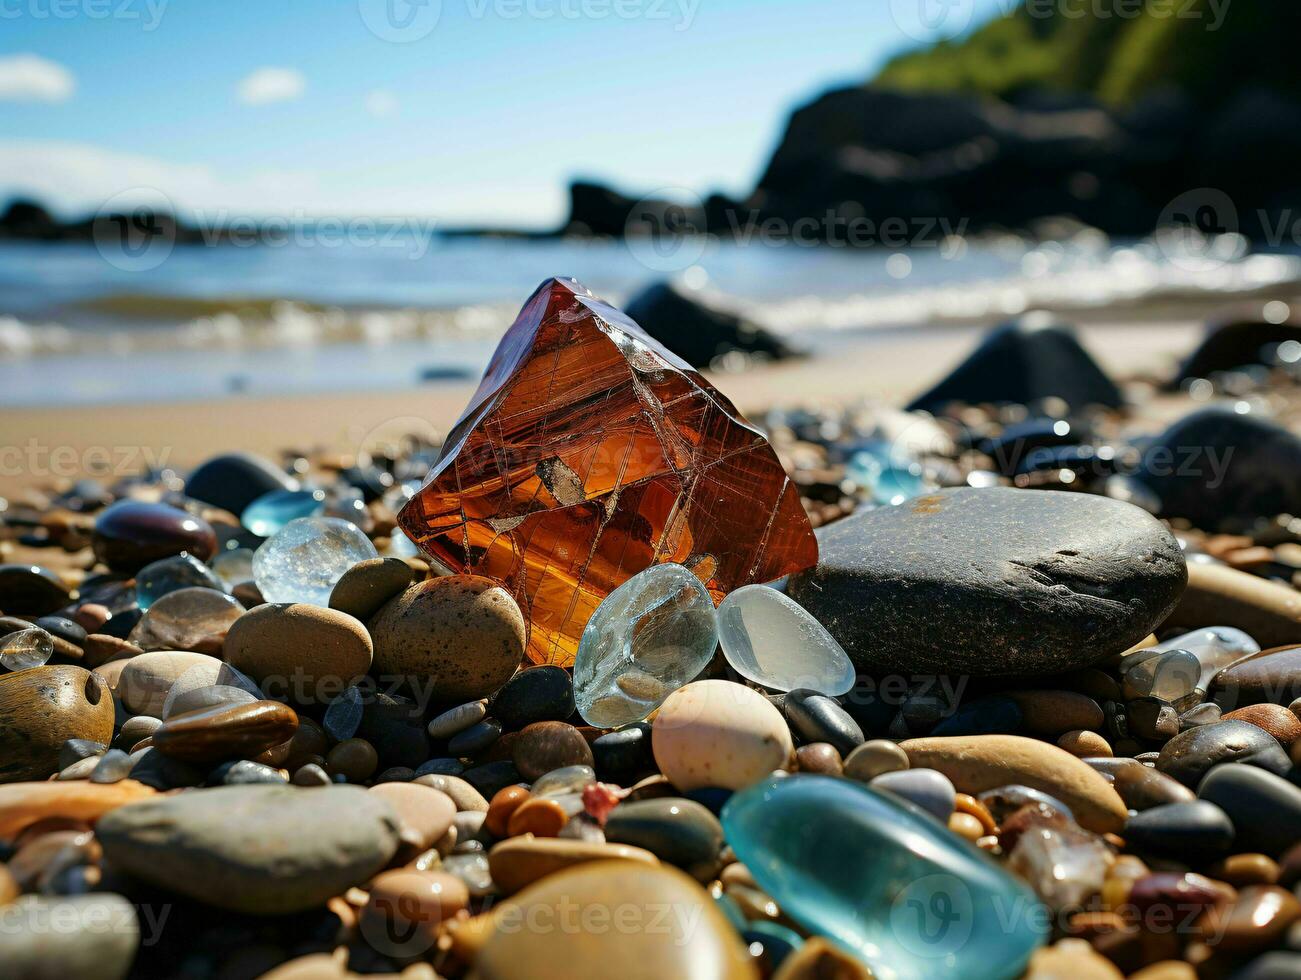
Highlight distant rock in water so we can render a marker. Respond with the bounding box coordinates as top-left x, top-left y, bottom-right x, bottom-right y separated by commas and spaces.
1172, 317, 1301, 385
786, 487, 1186, 677
1135, 408, 1301, 529
907, 318, 1123, 413
623, 281, 799, 368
